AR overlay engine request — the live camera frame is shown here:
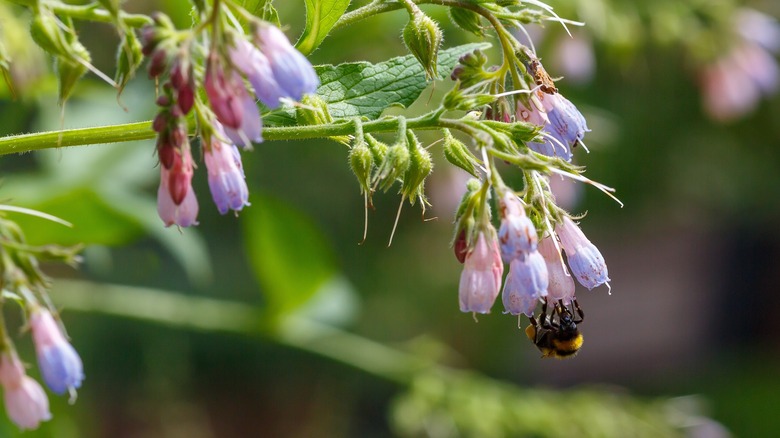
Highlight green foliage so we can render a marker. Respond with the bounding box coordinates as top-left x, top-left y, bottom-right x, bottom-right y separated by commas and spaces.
242, 193, 340, 319
315, 43, 490, 120
296, 0, 352, 55
392, 372, 685, 438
